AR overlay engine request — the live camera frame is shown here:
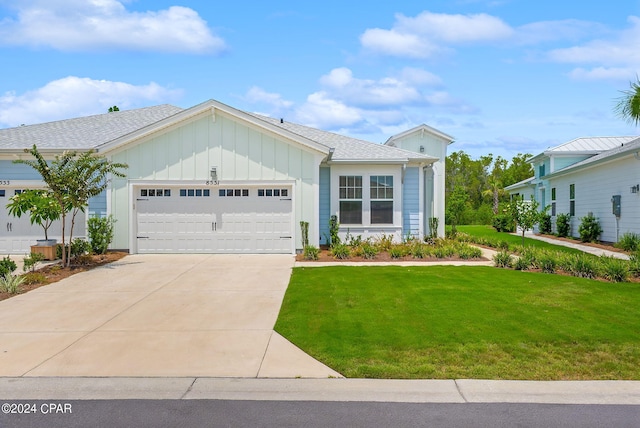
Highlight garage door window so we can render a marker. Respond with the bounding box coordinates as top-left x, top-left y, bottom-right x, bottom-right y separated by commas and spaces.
141, 189, 171, 197
258, 189, 288, 197
0, 190, 4, 197
179, 189, 211, 197
219, 189, 249, 197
